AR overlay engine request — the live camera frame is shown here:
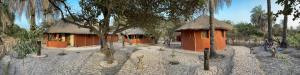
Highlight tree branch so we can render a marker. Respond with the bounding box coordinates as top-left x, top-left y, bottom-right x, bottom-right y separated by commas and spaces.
48, 0, 100, 34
